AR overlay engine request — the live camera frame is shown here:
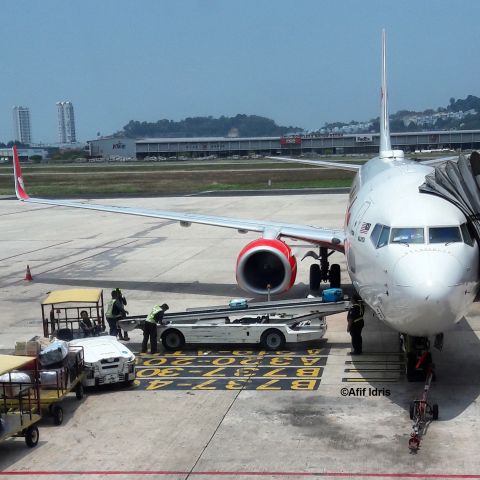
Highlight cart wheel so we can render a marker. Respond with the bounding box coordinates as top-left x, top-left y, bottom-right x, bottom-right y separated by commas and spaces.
432, 404, 439, 420
25, 425, 39, 448
261, 329, 286, 351
53, 405, 63, 426
409, 402, 415, 420
162, 329, 185, 351
75, 383, 85, 400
